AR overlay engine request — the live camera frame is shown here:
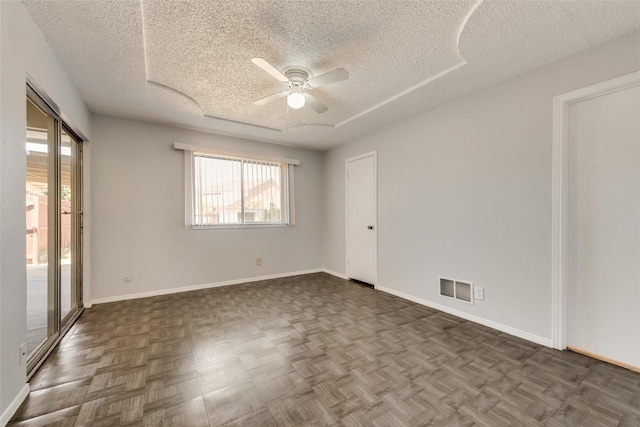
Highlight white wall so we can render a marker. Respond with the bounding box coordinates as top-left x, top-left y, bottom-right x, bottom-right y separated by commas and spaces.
0, 1, 91, 422
88, 115, 324, 302
323, 31, 640, 344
